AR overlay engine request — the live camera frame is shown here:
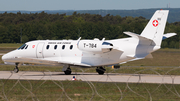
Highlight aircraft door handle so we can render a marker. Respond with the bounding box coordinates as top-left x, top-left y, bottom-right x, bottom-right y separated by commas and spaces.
39, 52, 42, 53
